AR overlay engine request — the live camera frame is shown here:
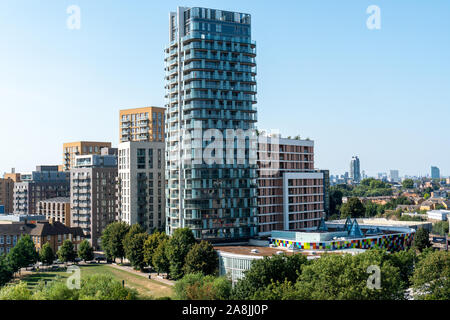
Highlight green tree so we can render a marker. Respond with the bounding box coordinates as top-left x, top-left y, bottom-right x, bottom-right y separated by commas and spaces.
39, 242, 55, 266
402, 179, 414, 189
0, 281, 33, 300
123, 224, 146, 262
295, 249, 404, 300
184, 241, 218, 276
389, 249, 417, 289
174, 273, 232, 300
0, 254, 13, 287
57, 240, 76, 263
7, 235, 38, 274
329, 189, 343, 216
143, 231, 169, 268
414, 228, 432, 252
152, 239, 170, 275
126, 233, 149, 271
252, 279, 300, 300
32, 280, 78, 300
100, 221, 130, 263
78, 274, 138, 300
232, 253, 308, 300
424, 193, 431, 200
78, 240, 94, 262
365, 202, 381, 218
165, 228, 196, 280
340, 197, 366, 218
412, 250, 449, 300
